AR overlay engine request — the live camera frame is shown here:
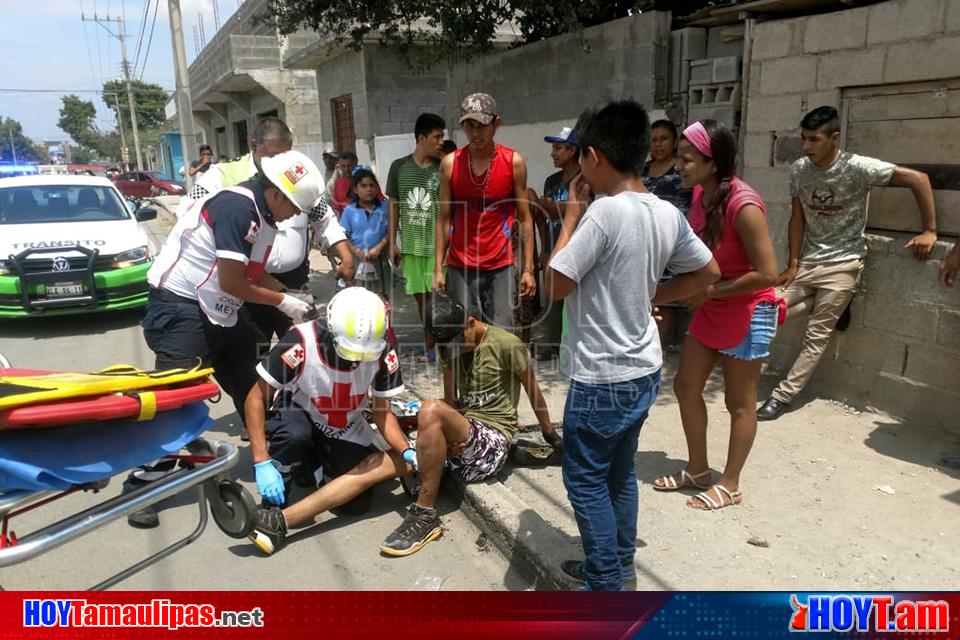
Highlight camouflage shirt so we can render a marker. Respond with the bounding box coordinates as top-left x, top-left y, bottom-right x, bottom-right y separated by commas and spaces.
790, 152, 895, 265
